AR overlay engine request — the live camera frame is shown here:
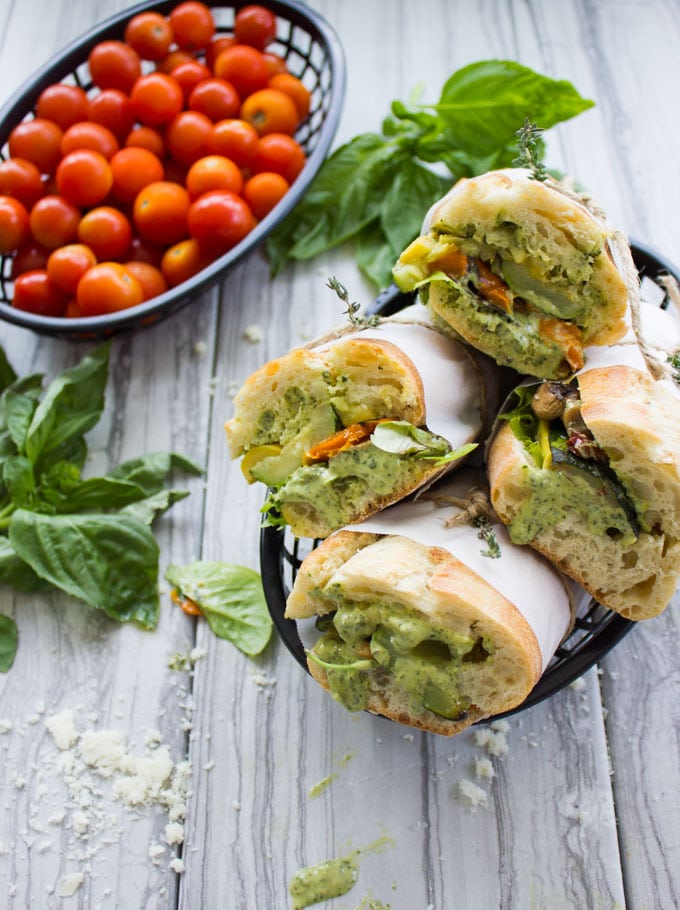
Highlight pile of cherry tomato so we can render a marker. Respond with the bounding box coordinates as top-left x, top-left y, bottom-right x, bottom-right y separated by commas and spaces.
0, 1, 310, 318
